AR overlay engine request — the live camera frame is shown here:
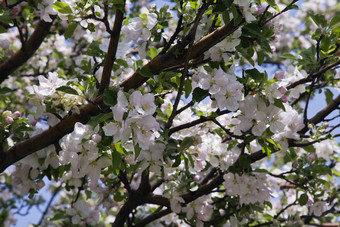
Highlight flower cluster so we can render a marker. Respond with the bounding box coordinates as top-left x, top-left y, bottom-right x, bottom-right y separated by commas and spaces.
59, 123, 110, 189
0, 0, 339, 226
32, 72, 87, 120
193, 67, 243, 111
103, 90, 159, 150
223, 172, 271, 205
